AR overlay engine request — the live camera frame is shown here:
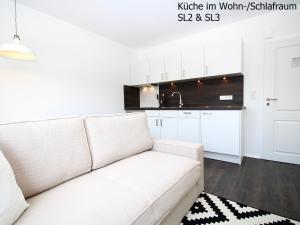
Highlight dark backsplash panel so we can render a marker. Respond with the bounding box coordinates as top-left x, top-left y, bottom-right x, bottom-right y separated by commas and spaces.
123, 85, 140, 108
159, 75, 244, 107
